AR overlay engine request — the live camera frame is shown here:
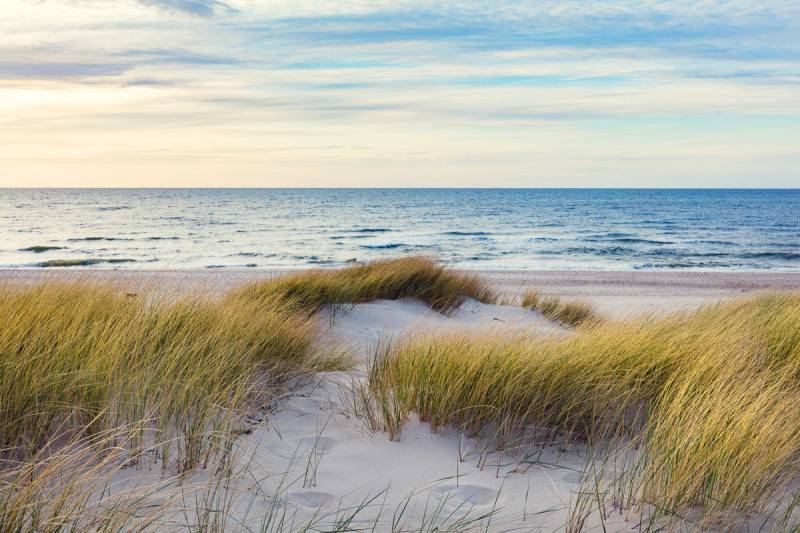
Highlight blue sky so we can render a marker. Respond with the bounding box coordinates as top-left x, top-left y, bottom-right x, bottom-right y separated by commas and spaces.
1, 0, 799, 187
